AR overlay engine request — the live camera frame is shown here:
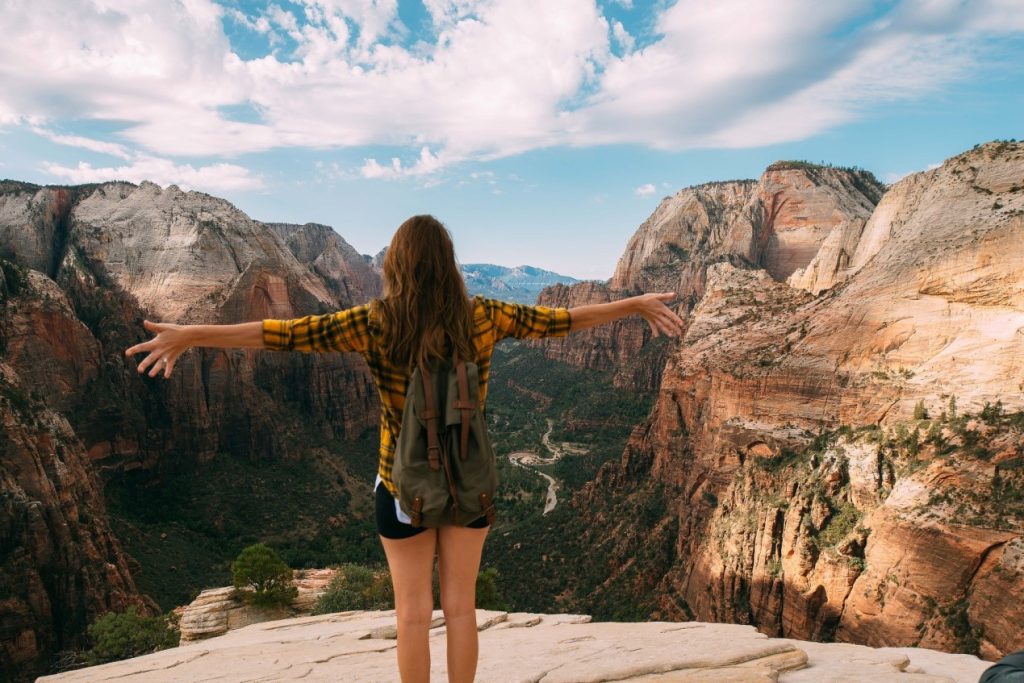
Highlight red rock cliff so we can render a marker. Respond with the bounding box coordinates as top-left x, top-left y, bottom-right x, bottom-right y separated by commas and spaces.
0, 181, 383, 681
569, 141, 1024, 660
534, 165, 884, 391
